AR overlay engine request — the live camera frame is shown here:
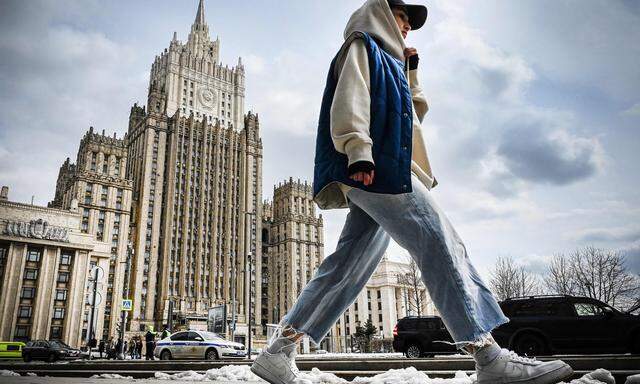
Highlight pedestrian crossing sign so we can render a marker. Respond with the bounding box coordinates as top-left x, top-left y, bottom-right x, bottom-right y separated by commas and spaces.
122, 299, 133, 311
